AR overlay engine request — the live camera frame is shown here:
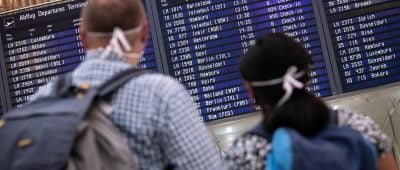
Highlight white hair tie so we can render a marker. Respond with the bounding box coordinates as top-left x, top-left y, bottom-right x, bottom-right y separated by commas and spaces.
251, 66, 305, 106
